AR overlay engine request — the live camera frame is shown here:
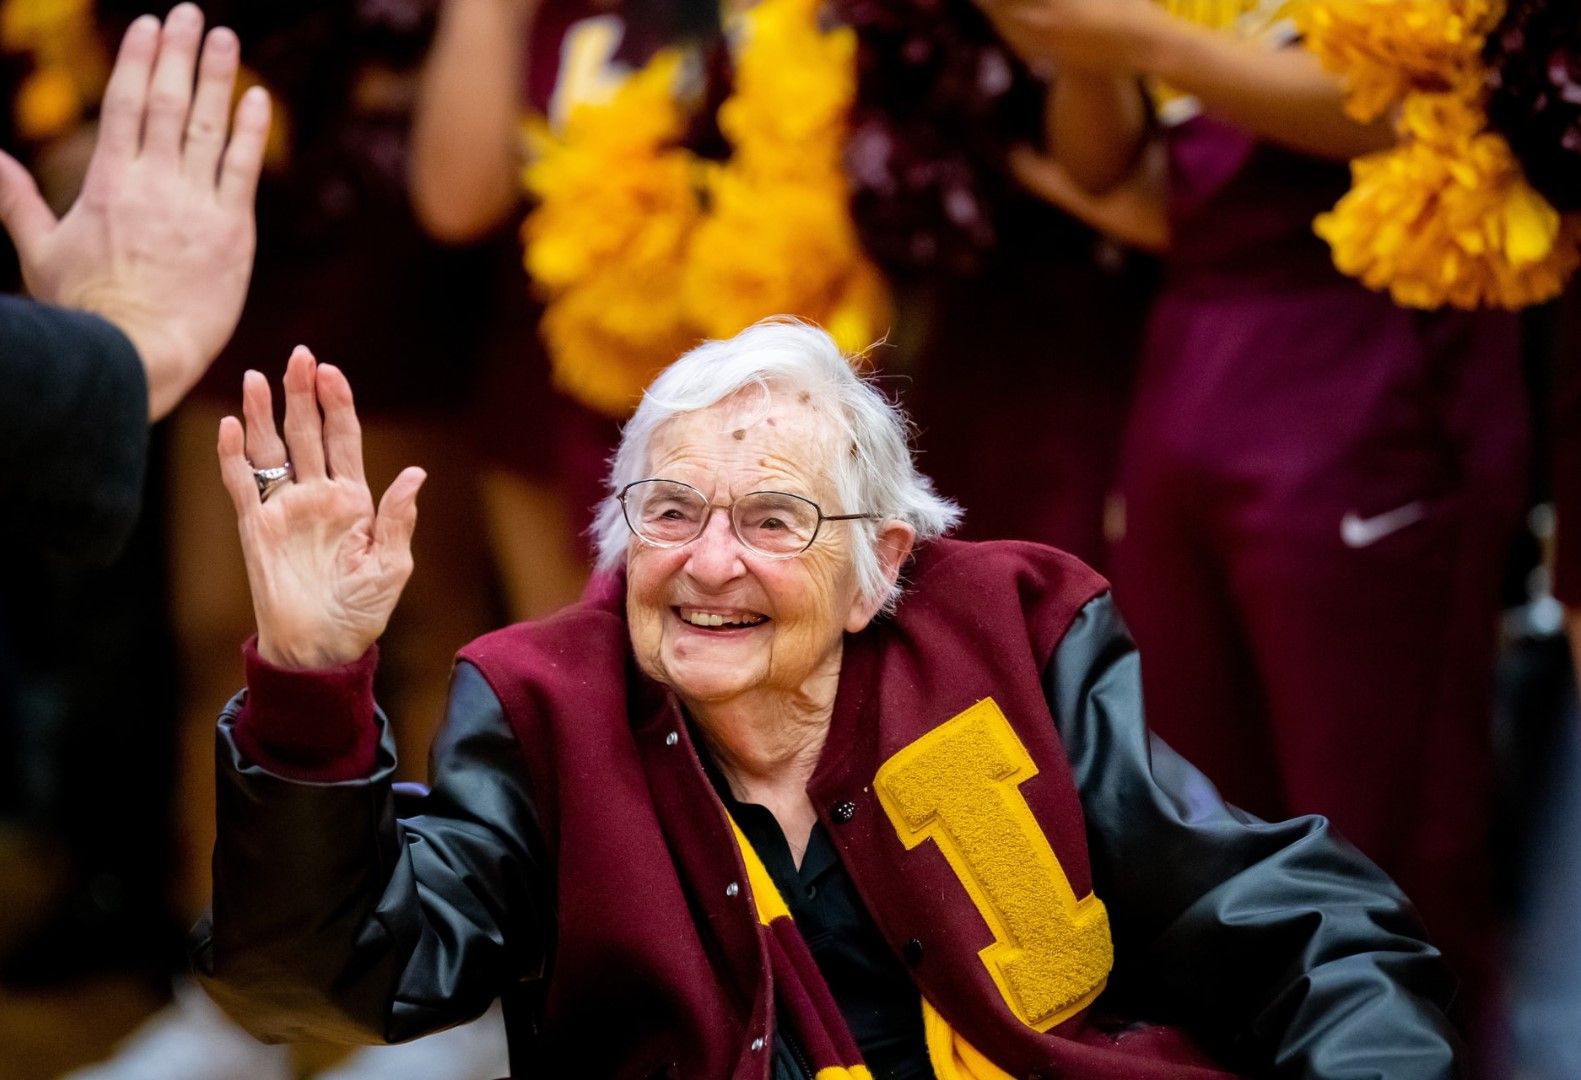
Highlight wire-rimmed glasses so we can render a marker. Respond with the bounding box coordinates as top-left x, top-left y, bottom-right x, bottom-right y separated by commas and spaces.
617, 479, 879, 559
